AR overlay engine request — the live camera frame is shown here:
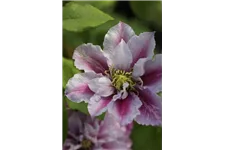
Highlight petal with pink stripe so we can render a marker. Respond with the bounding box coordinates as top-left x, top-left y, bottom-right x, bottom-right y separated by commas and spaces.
108, 94, 142, 126
128, 32, 156, 66
135, 89, 162, 126
88, 95, 112, 117
133, 54, 162, 93
65, 72, 102, 103
104, 40, 133, 71
73, 43, 108, 74
103, 21, 135, 52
